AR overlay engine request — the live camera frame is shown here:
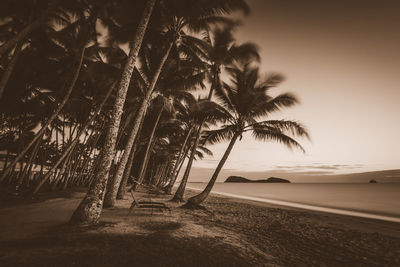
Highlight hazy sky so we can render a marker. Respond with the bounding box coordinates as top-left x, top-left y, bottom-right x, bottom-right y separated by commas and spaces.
189, 0, 400, 181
